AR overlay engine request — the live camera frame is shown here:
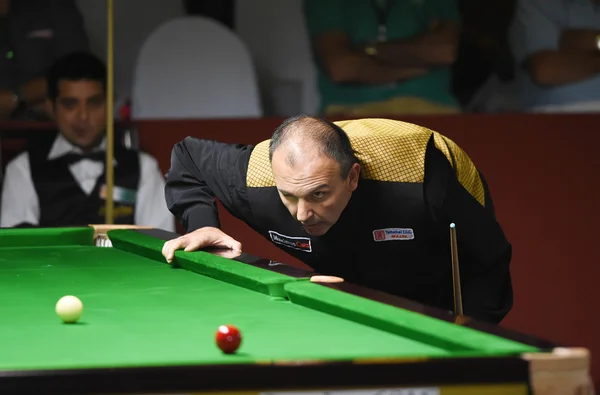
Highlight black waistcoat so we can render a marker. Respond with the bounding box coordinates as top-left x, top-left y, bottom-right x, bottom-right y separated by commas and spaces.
28, 133, 140, 227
